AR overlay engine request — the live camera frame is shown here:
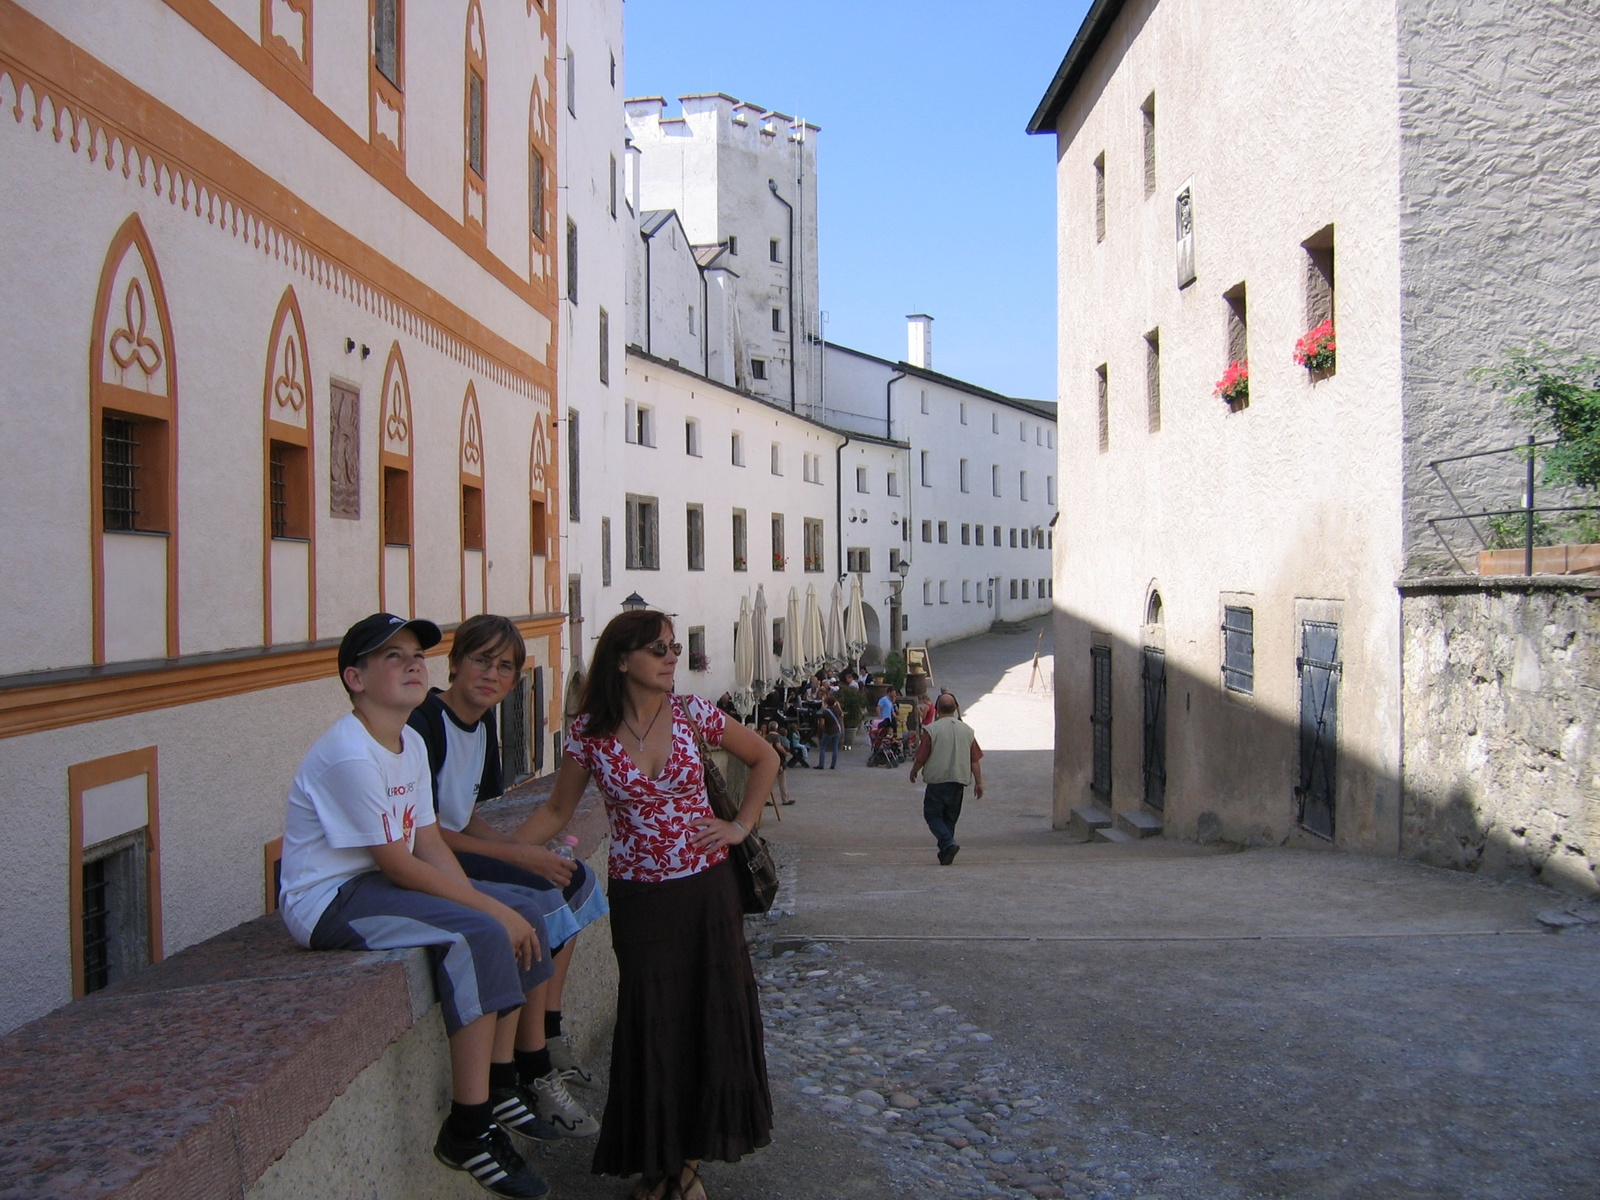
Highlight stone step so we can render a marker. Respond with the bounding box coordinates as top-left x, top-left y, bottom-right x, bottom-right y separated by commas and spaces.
1094, 826, 1136, 844
1116, 810, 1164, 839
1066, 804, 1113, 843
